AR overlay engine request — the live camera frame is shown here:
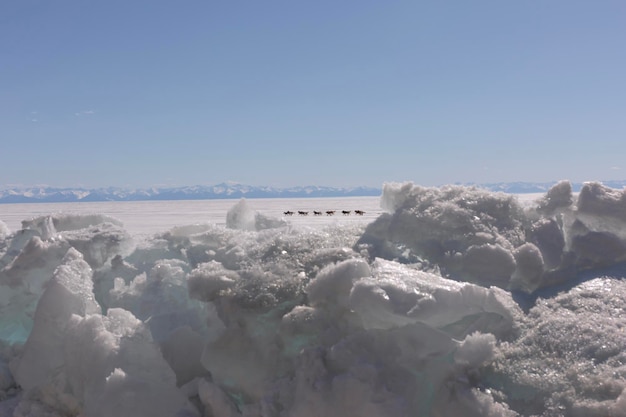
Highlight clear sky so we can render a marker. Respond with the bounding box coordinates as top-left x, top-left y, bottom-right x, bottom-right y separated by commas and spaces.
2, 1, 625, 189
